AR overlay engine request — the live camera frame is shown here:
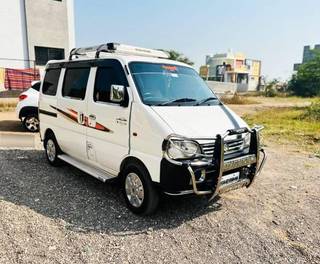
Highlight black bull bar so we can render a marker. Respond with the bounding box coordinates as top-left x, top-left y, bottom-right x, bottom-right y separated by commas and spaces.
184, 126, 266, 200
